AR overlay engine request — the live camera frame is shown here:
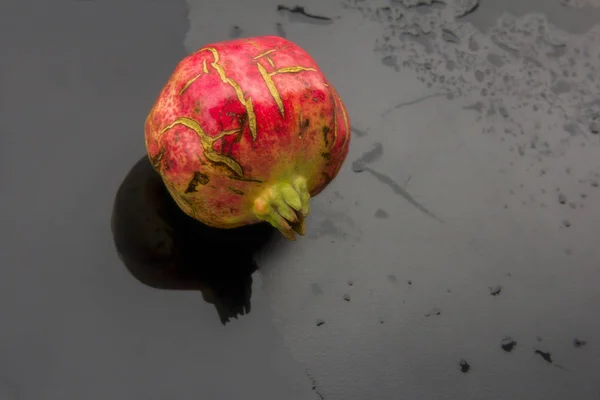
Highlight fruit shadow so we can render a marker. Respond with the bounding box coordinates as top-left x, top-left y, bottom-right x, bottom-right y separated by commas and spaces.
110, 156, 276, 325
